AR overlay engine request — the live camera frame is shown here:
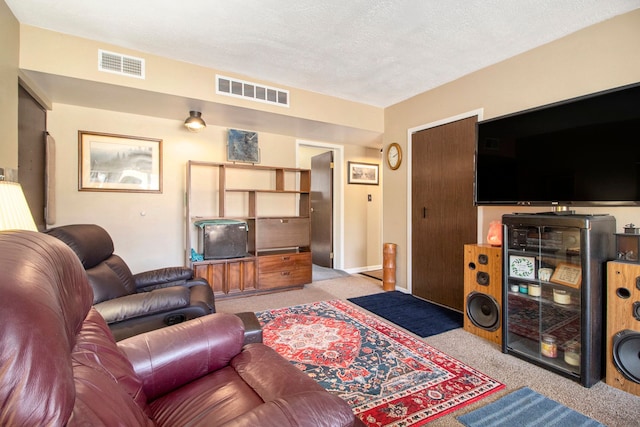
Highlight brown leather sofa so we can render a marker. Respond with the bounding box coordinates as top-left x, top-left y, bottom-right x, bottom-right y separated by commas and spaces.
45, 223, 215, 341
0, 230, 363, 426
